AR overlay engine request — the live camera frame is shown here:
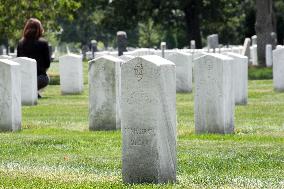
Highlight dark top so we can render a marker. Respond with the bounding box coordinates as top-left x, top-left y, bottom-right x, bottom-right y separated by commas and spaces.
17, 38, 50, 76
